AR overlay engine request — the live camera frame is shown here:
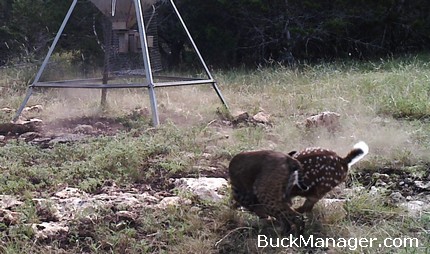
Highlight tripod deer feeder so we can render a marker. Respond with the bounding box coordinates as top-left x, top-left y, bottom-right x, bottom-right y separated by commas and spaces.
13, 0, 228, 126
